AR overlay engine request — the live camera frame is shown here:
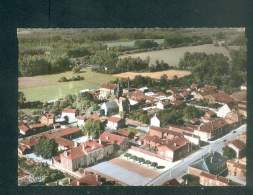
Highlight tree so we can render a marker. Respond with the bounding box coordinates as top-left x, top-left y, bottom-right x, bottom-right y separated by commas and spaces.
223, 146, 236, 159
182, 174, 200, 186
134, 40, 159, 49
160, 74, 168, 87
145, 160, 151, 165
151, 162, 158, 168
34, 138, 58, 159
124, 153, 131, 159
58, 76, 68, 82
33, 163, 49, 181
44, 169, 64, 183
72, 65, 81, 73
183, 106, 204, 121
67, 47, 90, 58
18, 91, 26, 108
84, 119, 104, 139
